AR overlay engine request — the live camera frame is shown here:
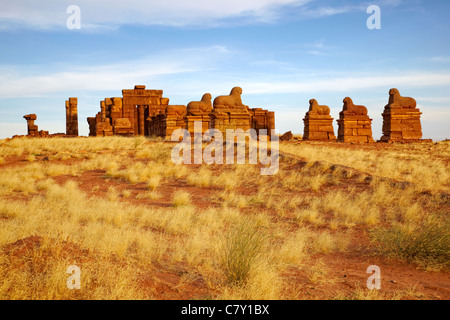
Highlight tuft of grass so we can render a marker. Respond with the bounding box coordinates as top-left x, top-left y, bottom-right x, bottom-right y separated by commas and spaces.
133, 136, 146, 149
309, 173, 328, 192
147, 176, 161, 191
369, 221, 450, 269
276, 228, 310, 266
36, 178, 56, 192
186, 168, 212, 187
295, 208, 324, 225
136, 191, 162, 200
105, 161, 120, 176
107, 186, 119, 202
219, 260, 282, 300
311, 231, 348, 254
220, 218, 267, 286
212, 171, 239, 191
172, 190, 191, 207
122, 189, 132, 198
223, 193, 249, 208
